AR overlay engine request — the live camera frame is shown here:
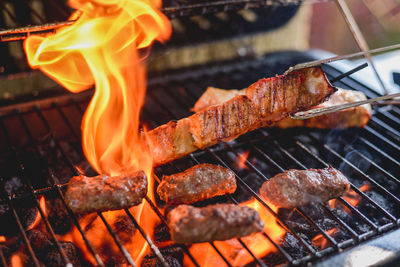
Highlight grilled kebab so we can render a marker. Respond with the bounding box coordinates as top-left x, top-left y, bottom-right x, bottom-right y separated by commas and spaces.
193, 87, 371, 129
65, 171, 147, 214
147, 67, 335, 166
260, 166, 350, 208
157, 163, 236, 204
167, 204, 263, 243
